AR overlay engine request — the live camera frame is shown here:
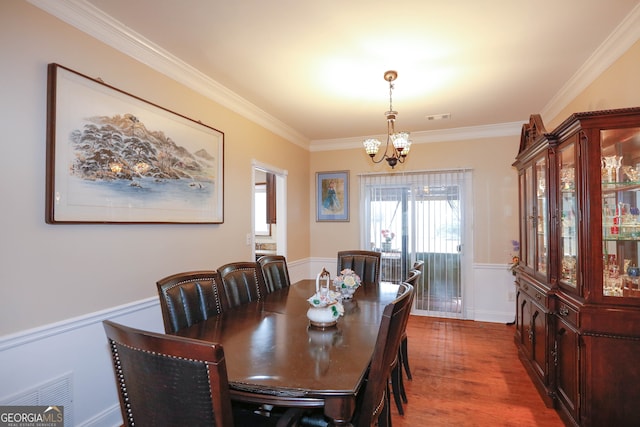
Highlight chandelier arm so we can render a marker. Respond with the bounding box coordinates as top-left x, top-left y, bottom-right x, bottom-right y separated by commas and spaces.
370, 154, 388, 164
368, 138, 393, 164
